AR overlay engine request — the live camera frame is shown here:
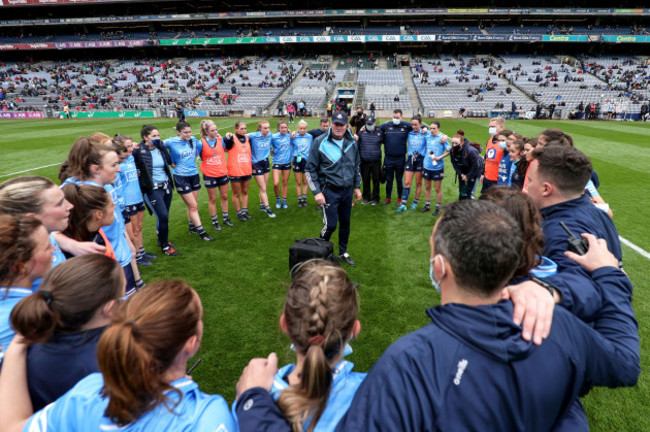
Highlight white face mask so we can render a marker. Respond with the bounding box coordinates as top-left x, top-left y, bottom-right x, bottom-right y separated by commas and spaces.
429, 256, 446, 294
498, 140, 507, 150
488, 127, 497, 136
367, 124, 375, 131
392, 118, 401, 125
